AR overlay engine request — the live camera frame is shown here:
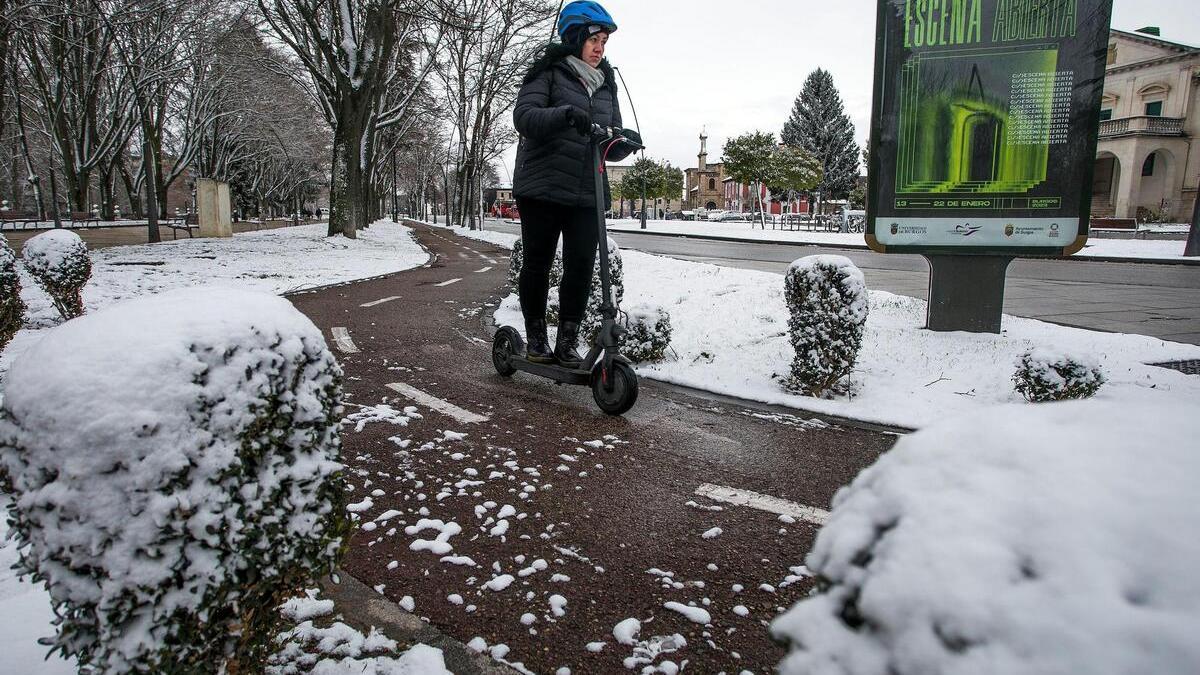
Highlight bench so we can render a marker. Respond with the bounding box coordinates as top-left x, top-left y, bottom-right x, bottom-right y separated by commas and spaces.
69, 211, 100, 227
164, 213, 198, 239
0, 209, 39, 229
